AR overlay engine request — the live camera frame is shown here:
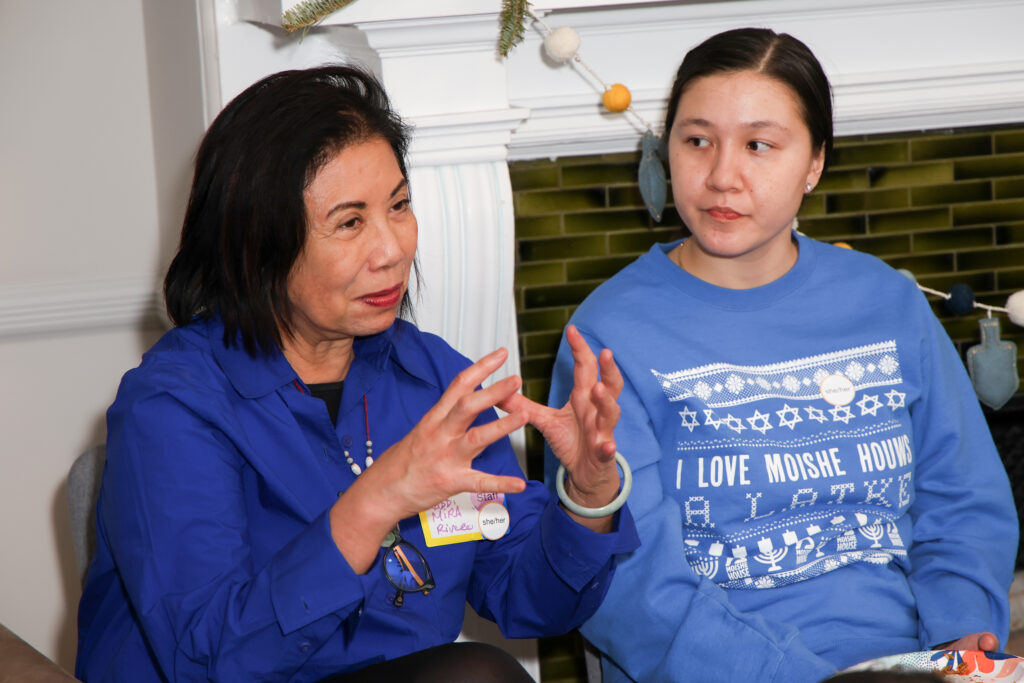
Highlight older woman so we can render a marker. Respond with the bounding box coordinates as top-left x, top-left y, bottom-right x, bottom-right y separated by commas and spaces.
76, 65, 637, 682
